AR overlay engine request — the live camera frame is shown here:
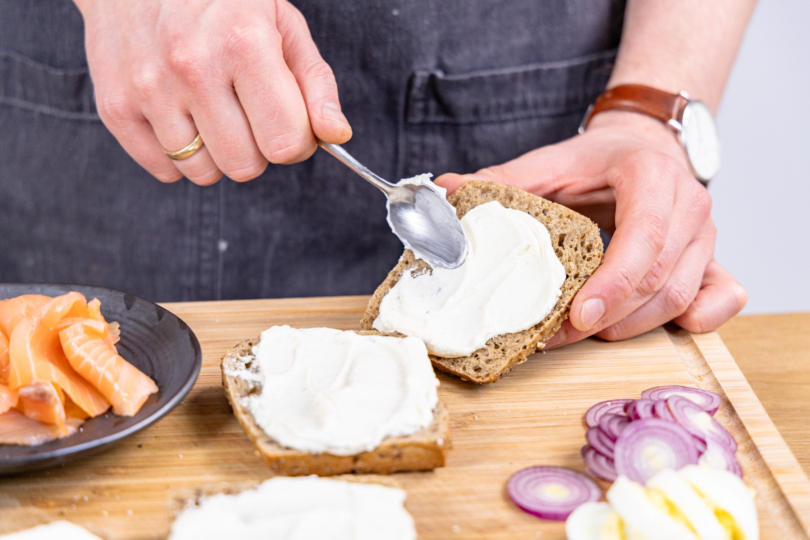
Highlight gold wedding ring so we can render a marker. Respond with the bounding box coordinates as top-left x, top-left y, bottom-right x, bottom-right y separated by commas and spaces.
163, 133, 204, 160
